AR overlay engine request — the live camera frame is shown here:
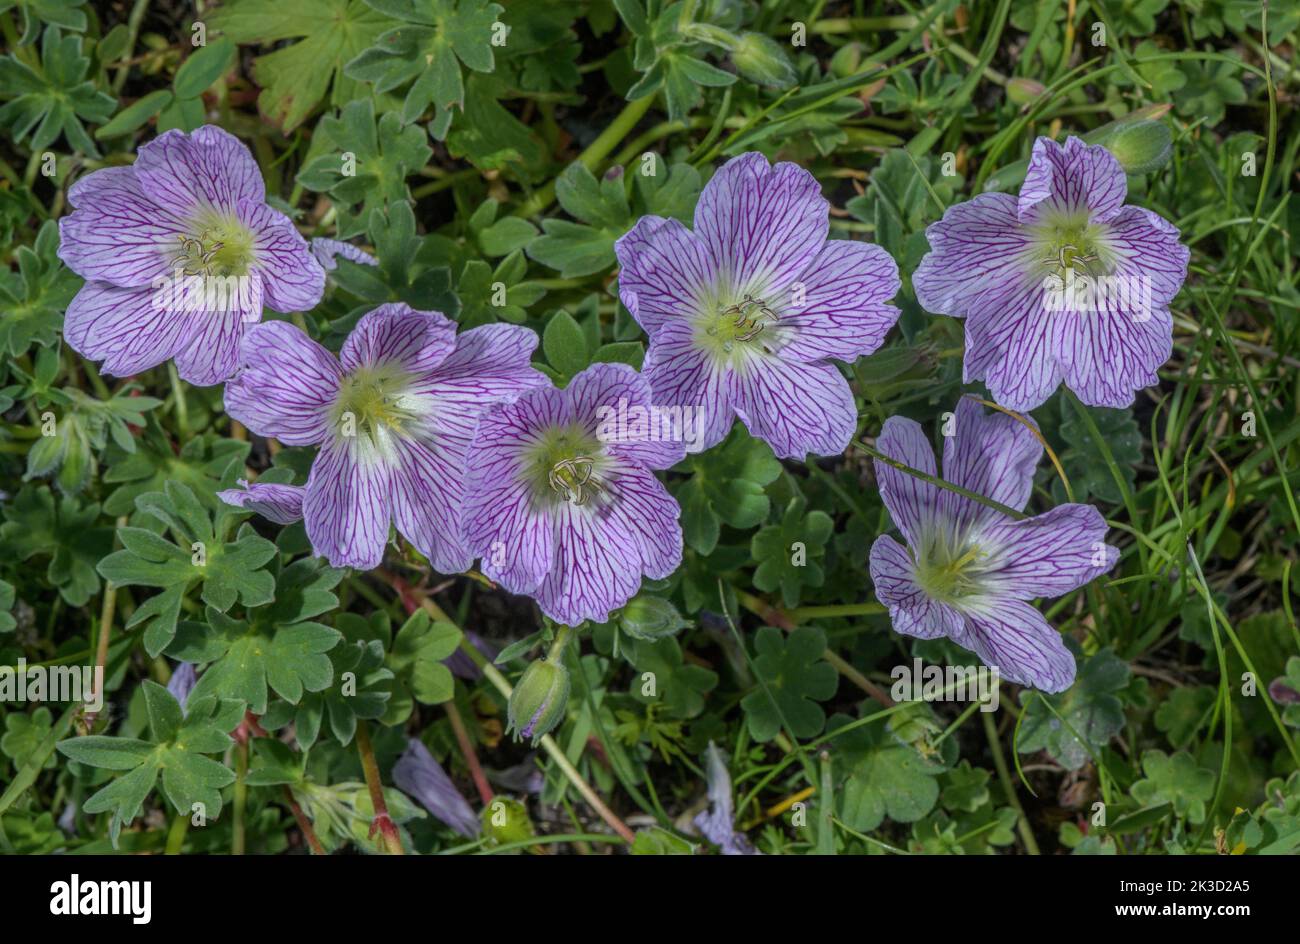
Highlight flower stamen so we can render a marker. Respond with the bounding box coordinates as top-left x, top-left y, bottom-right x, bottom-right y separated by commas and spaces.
548, 456, 603, 505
